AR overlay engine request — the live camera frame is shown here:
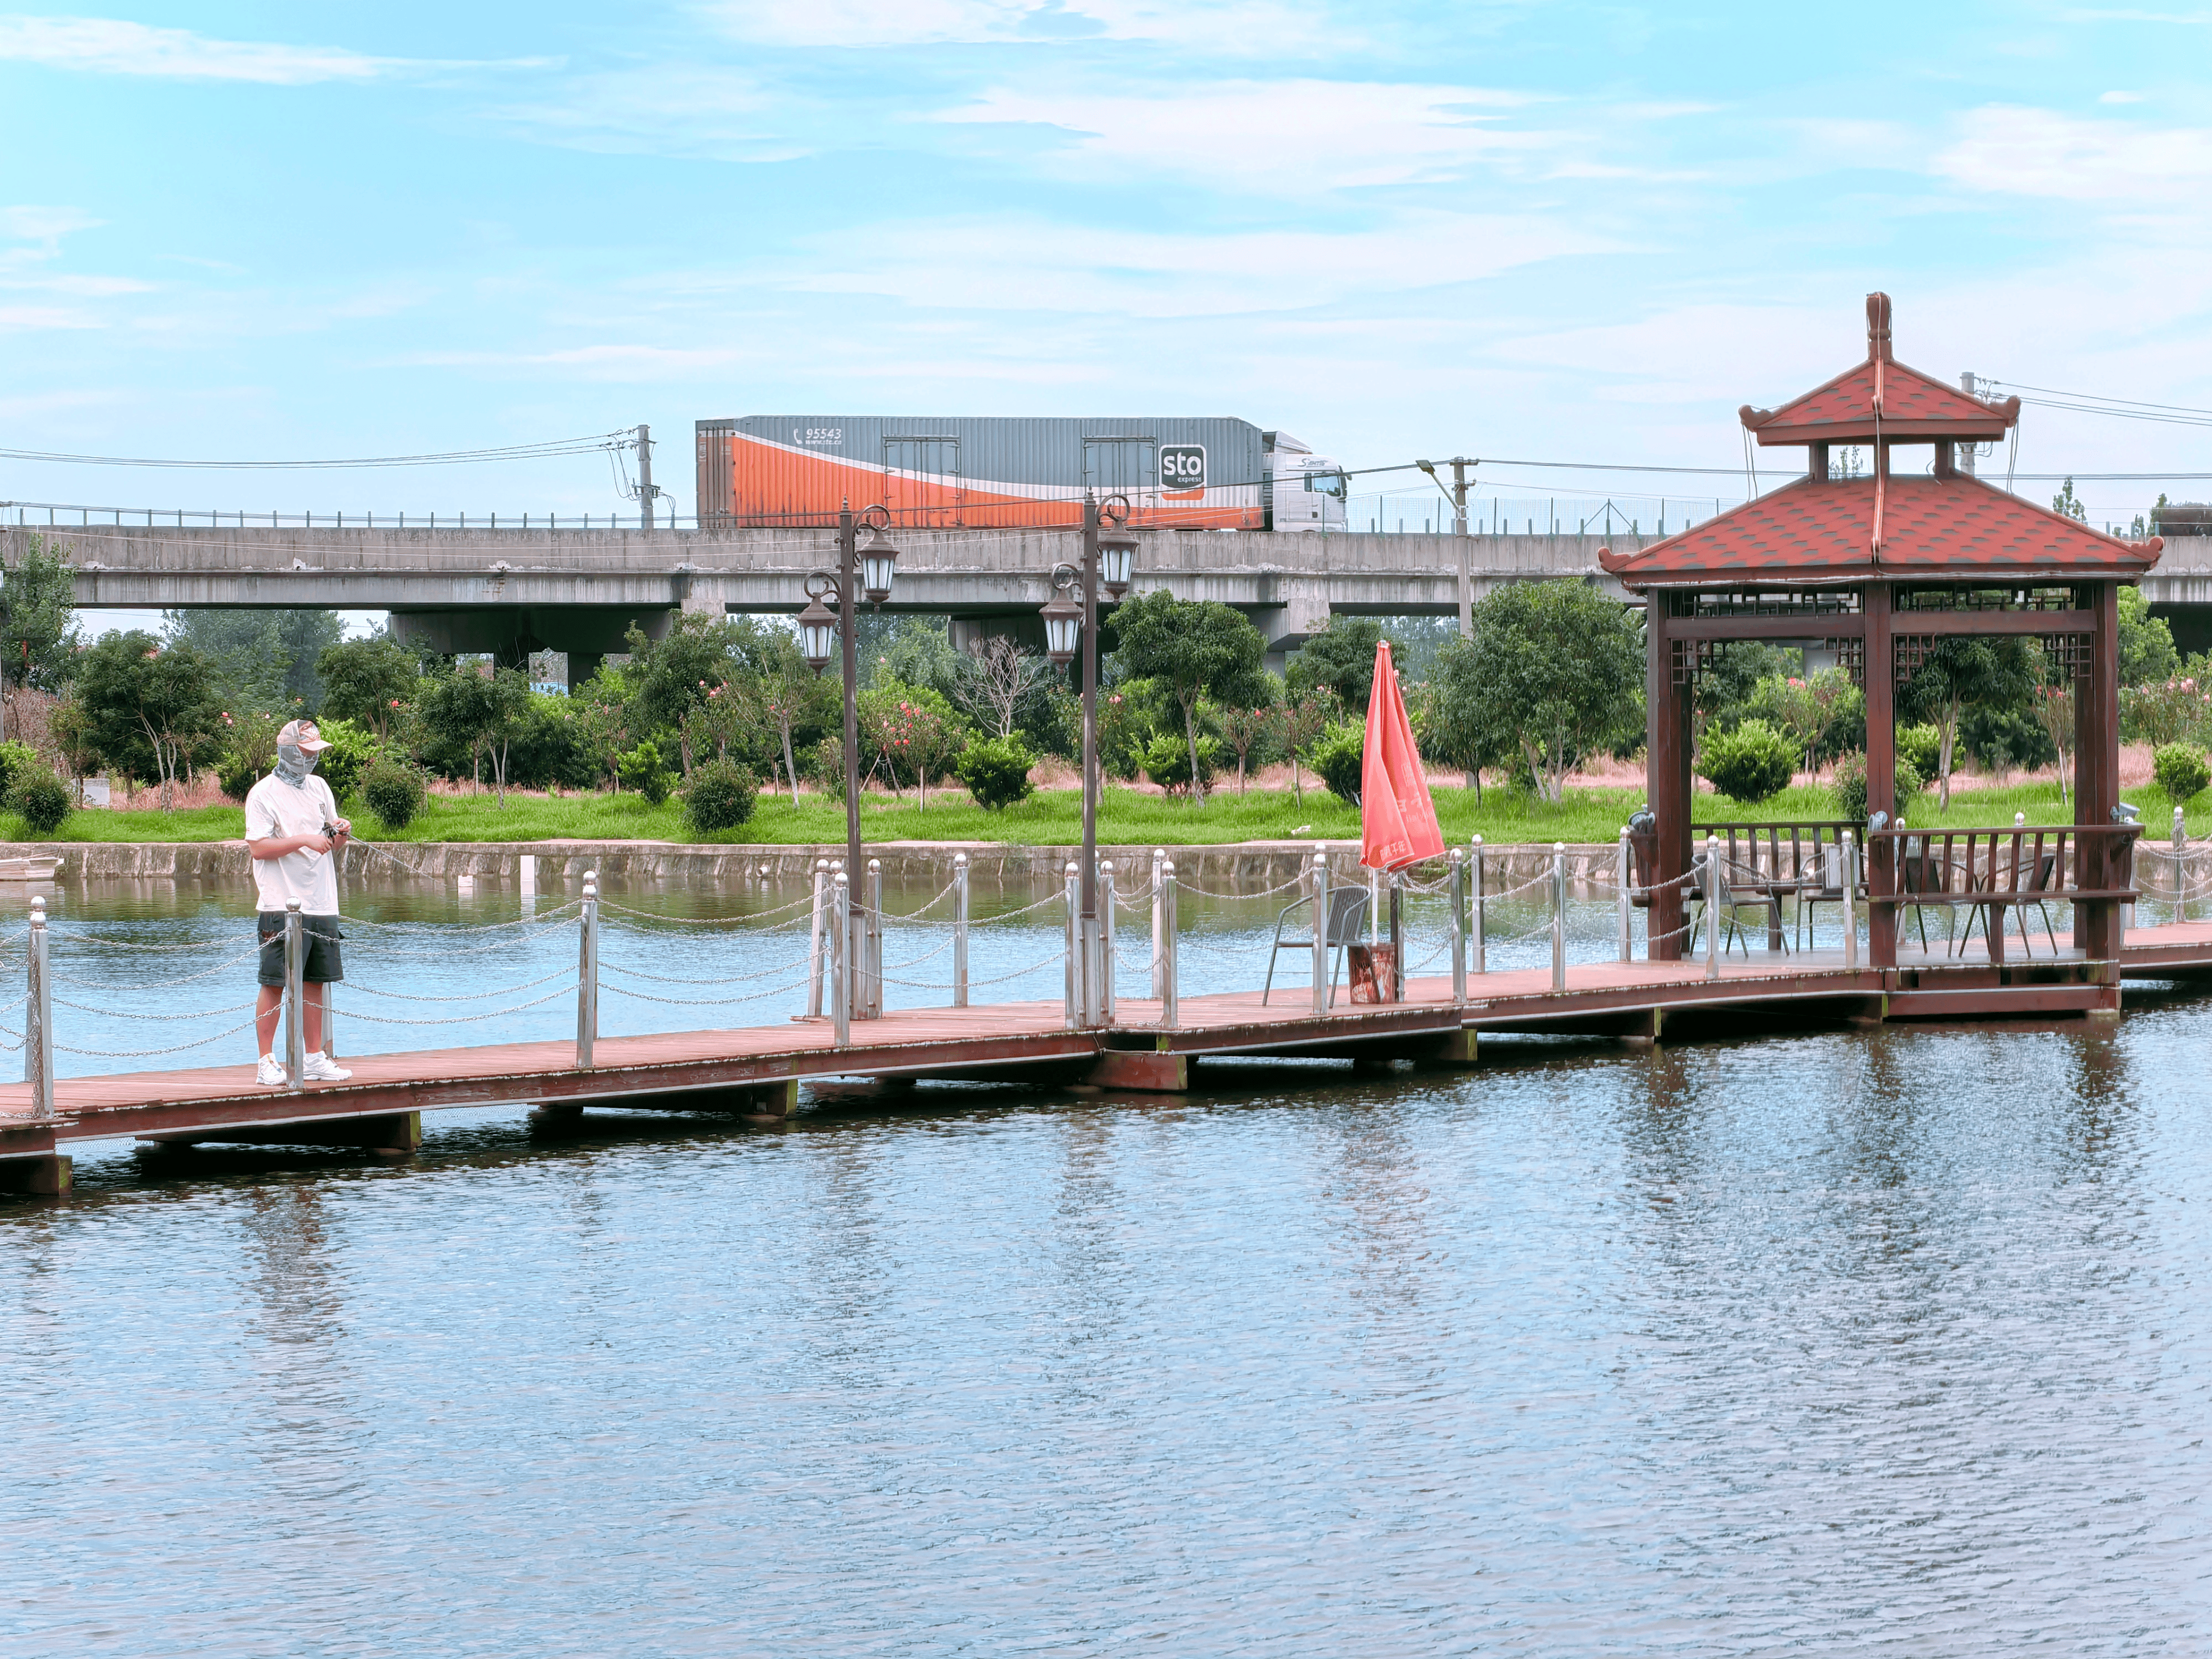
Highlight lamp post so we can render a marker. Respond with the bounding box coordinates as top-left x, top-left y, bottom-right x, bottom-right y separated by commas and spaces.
1040, 493, 1135, 1027
796, 501, 899, 1020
